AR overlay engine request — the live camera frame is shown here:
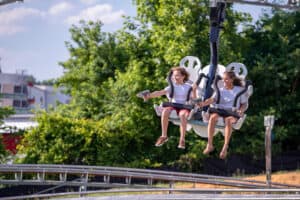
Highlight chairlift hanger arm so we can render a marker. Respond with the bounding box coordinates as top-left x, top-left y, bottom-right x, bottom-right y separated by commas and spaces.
0, 0, 23, 6
202, 1, 226, 111
212, 0, 300, 11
